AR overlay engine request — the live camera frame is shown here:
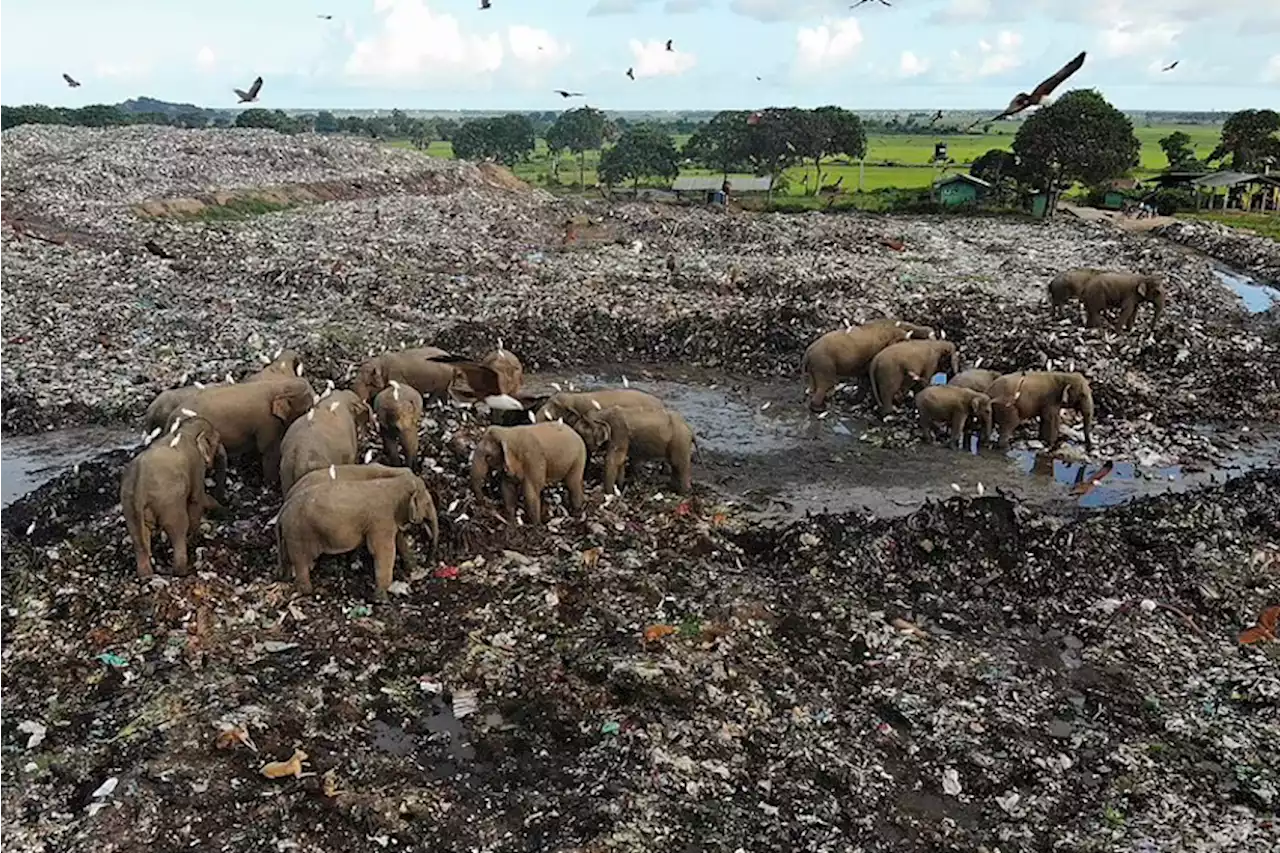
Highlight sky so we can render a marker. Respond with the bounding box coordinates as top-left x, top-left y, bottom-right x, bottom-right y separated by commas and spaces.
2, 0, 1278, 113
